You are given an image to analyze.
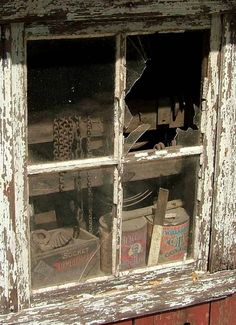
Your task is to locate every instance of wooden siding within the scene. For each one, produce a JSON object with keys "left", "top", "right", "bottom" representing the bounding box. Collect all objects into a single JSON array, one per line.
[
  {"left": 0, "top": 1, "right": 235, "bottom": 323},
  {"left": 113, "top": 294, "right": 236, "bottom": 325},
  {"left": 0, "top": 1, "right": 236, "bottom": 23}
]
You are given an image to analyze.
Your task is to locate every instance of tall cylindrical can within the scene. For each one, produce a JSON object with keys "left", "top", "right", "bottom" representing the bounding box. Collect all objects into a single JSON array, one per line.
[
  {"left": 99, "top": 215, "right": 147, "bottom": 272},
  {"left": 121, "top": 217, "right": 147, "bottom": 270},
  {"left": 147, "top": 207, "right": 189, "bottom": 263}
]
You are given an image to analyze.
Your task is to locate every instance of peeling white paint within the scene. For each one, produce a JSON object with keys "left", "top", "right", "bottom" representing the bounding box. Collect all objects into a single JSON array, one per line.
[
  {"left": 0, "top": 0, "right": 235, "bottom": 24},
  {"left": 211, "top": 14, "right": 236, "bottom": 271},
  {"left": 0, "top": 6, "right": 235, "bottom": 324},
  {"left": 196, "top": 15, "right": 222, "bottom": 271}
]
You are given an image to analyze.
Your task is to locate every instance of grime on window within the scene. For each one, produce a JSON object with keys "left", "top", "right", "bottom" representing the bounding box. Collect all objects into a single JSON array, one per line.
[{"left": 27, "top": 30, "right": 207, "bottom": 289}]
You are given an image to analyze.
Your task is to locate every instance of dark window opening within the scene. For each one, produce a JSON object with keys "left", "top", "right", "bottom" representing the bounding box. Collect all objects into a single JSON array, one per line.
[
  {"left": 27, "top": 37, "right": 115, "bottom": 164},
  {"left": 125, "top": 31, "right": 209, "bottom": 151}
]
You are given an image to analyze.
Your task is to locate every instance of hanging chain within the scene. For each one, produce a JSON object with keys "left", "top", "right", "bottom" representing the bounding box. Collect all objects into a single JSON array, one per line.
[
  {"left": 53, "top": 116, "right": 79, "bottom": 192},
  {"left": 72, "top": 116, "right": 85, "bottom": 227},
  {"left": 86, "top": 115, "right": 93, "bottom": 233},
  {"left": 53, "top": 115, "right": 94, "bottom": 233}
]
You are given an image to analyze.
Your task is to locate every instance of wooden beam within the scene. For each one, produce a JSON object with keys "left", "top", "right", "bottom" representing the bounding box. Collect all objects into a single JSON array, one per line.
[
  {"left": 25, "top": 16, "right": 210, "bottom": 40},
  {"left": 195, "top": 15, "right": 222, "bottom": 271},
  {"left": 0, "top": 23, "right": 30, "bottom": 314},
  {"left": 210, "top": 14, "right": 236, "bottom": 272},
  {"left": 1, "top": 1, "right": 236, "bottom": 24}
]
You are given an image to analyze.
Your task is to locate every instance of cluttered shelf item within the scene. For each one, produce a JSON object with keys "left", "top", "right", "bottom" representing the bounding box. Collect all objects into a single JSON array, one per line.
[
  {"left": 28, "top": 106, "right": 195, "bottom": 288},
  {"left": 30, "top": 193, "right": 190, "bottom": 289},
  {"left": 27, "top": 32, "right": 202, "bottom": 288},
  {"left": 29, "top": 149, "right": 196, "bottom": 288},
  {"left": 28, "top": 93, "right": 200, "bottom": 164},
  {"left": 31, "top": 227, "right": 100, "bottom": 288},
  {"left": 99, "top": 195, "right": 190, "bottom": 273}
]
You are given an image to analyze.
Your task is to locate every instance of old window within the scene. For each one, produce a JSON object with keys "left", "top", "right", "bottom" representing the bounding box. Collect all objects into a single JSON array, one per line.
[
  {"left": 1, "top": 5, "right": 236, "bottom": 323},
  {"left": 26, "top": 30, "right": 208, "bottom": 290}
]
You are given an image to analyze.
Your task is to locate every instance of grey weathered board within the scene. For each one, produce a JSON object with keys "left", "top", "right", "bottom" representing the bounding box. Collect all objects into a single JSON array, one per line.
[{"left": 147, "top": 188, "right": 169, "bottom": 266}]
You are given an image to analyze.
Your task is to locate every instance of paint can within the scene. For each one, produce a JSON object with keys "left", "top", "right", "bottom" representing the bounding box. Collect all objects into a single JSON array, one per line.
[
  {"left": 99, "top": 214, "right": 147, "bottom": 272},
  {"left": 147, "top": 207, "right": 189, "bottom": 263},
  {"left": 121, "top": 216, "right": 147, "bottom": 270}
]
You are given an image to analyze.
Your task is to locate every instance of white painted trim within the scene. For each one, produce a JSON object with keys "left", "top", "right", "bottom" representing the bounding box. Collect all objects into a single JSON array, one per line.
[{"left": 27, "top": 156, "right": 118, "bottom": 175}]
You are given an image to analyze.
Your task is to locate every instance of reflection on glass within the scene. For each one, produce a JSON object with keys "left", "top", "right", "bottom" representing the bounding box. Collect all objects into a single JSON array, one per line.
[
  {"left": 29, "top": 167, "right": 114, "bottom": 289},
  {"left": 121, "top": 156, "right": 198, "bottom": 271},
  {"left": 124, "top": 32, "right": 205, "bottom": 153},
  {"left": 27, "top": 38, "right": 115, "bottom": 164}
]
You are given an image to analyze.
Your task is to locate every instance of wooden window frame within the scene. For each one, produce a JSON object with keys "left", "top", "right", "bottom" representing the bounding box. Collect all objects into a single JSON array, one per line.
[{"left": 0, "top": 11, "right": 235, "bottom": 324}]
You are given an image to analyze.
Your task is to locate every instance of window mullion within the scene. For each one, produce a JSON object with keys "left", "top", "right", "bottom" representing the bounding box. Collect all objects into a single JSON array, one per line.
[
  {"left": 27, "top": 156, "right": 118, "bottom": 175},
  {"left": 112, "top": 34, "right": 126, "bottom": 275}
]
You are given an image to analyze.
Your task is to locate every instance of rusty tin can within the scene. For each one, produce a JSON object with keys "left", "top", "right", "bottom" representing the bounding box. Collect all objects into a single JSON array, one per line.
[
  {"left": 121, "top": 216, "right": 147, "bottom": 270},
  {"left": 99, "top": 215, "right": 147, "bottom": 272},
  {"left": 147, "top": 207, "right": 189, "bottom": 263}
]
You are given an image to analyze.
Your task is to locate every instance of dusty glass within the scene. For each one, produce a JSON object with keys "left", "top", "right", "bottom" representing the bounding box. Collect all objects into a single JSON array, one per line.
[
  {"left": 27, "top": 37, "right": 115, "bottom": 164},
  {"left": 29, "top": 167, "right": 114, "bottom": 289},
  {"left": 121, "top": 156, "right": 198, "bottom": 271}
]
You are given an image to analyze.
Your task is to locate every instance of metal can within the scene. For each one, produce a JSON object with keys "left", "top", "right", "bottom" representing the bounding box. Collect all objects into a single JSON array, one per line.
[
  {"left": 147, "top": 207, "right": 189, "bottom": 263},
  {"left": 121, "top": 217, "right": 147, "bottom": 270},
  {"left": 99, "top": 215, "right": 147, "bottom": 272}
]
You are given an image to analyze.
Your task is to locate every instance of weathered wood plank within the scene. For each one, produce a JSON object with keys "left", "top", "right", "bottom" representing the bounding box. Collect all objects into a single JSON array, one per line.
[
  {"left": 153, "top": 303, "right": 210, "bottom": 325},
  {"left": 112, "top": 321, "right": 133, "bottom": 325},
  {"left": 10, "top": 23, "right": 31, "bottom": 312},
  {"left": 27, "top": 157, "right": 117, "bottom": 175},
  {"left": 0, "top": 23, "right": 30, "bottom": 315},
  {"left": 0, "top": 270, "right": 235, "bottom": 324},
  {"left": 195, "top": 15, "right": 222, "bottom": 271},
  {"left": 1, "top": 1, "right": 236, "bottom": 24},
  {"left": 135, "top": 314, "right": 154, "bottom": 325},
  {"left": 210, "top": 14, "right": 236, "bottom": 272},
  {"left": 147, "top": 188, "right": 169, "bottom": 266},
  {"left": 113, "top": 34, "right": 126, "bottom": 274},
  {"left": 31, "top": 261, "right": 195, "bottom": 307},
  {"left": 25, "top": 16, "right": 211, "bottom": 39},
  {"left": 0, "top": 24, "right": 15, "bottom": 315},
  {"left": 210, "top": 294, "right": 236, "bottom": 325}
]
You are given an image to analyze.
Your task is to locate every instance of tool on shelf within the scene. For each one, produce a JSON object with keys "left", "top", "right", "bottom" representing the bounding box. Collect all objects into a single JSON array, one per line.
[{"left": 147, "top": 187, "right": 169, "bottom": 266}]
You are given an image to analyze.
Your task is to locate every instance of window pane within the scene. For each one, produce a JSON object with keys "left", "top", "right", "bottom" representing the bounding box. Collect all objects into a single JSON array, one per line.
[
  {"left": 121, "top": 156, "right": 198, "bottom": 271},
  {"left": 27, "top": 37, "right": 115, "bottom": 164},
  {"left": 29, "top": 167, "right": 114, "bottom": 289},
  {"left": 124, "top": 32, "right": 207, "bottom": 154}
]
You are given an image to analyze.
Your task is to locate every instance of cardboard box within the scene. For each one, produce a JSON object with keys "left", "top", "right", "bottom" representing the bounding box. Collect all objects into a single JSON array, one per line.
[{"left": 31, "top": 228, "right": 100, "bottom": 289}]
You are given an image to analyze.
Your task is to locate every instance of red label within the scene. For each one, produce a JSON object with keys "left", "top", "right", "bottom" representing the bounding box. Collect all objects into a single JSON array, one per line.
[
  {"left": 159, "top": 222, "right": 189, "bottom": 262},
  {"left": 121, "top": 227, "right": 147, "bottom": 270}
]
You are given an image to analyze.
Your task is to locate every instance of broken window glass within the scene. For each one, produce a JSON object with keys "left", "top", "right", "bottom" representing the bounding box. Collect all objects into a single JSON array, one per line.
[
  {"left": 124, "top": 32, "right": 207, "bottom": 154},
  {"left": 27, "top": 38, "right": 115, "bottom": 164}
]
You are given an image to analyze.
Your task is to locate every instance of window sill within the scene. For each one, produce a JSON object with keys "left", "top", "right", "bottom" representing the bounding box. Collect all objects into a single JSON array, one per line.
[{"left": 0, "top": 269, "right": 235, "bottom": 324}]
